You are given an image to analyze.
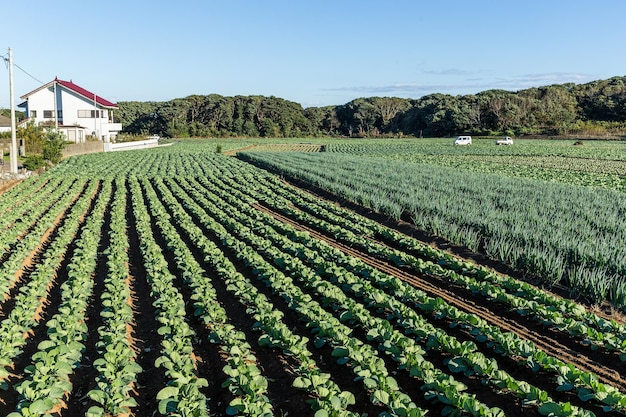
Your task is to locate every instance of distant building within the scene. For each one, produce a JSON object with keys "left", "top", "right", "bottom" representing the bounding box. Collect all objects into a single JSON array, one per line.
[
  {"left": 0, "top": 114, "right": 11, "bottom": 133},
  {"left": 18, "top": 78, "right": 122, "bottom": 143}
]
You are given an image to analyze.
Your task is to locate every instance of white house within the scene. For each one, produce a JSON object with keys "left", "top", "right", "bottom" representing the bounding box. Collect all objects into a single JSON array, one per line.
[{"left": 18, "top": 78, "right": 122, "bottom": 143}]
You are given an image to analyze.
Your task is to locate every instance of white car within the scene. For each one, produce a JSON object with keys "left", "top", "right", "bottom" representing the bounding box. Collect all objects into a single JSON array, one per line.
[
  {"left": 453, "top": 135, "right": 472, "bottom": 145},
  {"left": 496, "top": 136, "right": 513, "bottom": 145}
]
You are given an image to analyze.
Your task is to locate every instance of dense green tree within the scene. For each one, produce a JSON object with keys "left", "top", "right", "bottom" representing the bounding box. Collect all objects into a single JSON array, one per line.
[
  {"left": 113, "top": 101, "right": 160, "bottom": 135},
  {"left": 575, "top": 77, "right": 626, "bottom": 122},
  {"left": 304, "top": 106, "right": 341, "bottom": 136},
  {"left": 115, "top": 76, "right": 626, "bottom": 138}
]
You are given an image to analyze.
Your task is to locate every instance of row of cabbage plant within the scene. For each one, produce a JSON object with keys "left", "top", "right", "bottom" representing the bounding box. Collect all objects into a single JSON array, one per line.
[
  {"left": 0, "top": 174, "right": 55, "bottom": 214},
  {"left": 140, "top": 176, "right": 275, "bottom": 416},
  {"left": 0, "top": 179, "right": 97, "bottom": 395},
  {"left": 163, "top": 176, "right": 427, "bottom": 416},
  {"left": 182, "top": 173, "right": 602, "bottom": 417},
  {"left": 9, "top": 179, "right": 110, "bottom": 416},
  {"left": 128, "top": 177, "right": 210, "bottom": 417},
  {"left": 0, "top": 179, "right": 84, "bottom": 300},
  {"left": 86, "top": 177, "right": 143, "bottom": 417},
  {"left": 0, "top": 176, "right": 65, "bottom": 236},
  {"left": 151, "top": 176, "right": 359, "bottom": 417}
]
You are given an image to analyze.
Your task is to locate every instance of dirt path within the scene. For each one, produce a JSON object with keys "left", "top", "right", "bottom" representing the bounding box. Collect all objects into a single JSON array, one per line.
[
  {"left": 223, "top": 145, "right": 257, "bottom": 156},
  {"left": 254, "top": 203, "right": 626, "bottom": 394}
]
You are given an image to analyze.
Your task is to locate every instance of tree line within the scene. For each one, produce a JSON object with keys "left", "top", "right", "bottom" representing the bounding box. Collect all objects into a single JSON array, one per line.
[{"left": 114, "top": 76, "right": 626, "bottom": 138}]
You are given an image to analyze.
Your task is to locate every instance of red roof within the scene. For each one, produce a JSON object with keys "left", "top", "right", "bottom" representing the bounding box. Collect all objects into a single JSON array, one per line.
[{"left": 20, "top": 77, "right": 118, "bottom": 109}]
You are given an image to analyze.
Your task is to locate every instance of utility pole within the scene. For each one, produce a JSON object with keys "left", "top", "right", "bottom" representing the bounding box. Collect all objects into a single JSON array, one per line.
[
  {"left": 93, "top": 92, "right": 98, "bottom": 139},
  {"left": 8, "top": 47, "right": 18, "bottom": 174},
  {"left": 53, "top": 78, "right": 58, "bottom": 130}
]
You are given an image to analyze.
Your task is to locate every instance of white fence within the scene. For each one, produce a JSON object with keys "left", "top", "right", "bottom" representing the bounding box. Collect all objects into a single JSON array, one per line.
[{"left": 104, "top": 138, "right": 160, "bottom": 152}]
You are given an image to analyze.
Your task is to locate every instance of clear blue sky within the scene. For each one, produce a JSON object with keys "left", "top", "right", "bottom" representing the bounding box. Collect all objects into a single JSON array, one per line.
[{"left": 1, "top": 0, "right": 624, "bottom": 109}]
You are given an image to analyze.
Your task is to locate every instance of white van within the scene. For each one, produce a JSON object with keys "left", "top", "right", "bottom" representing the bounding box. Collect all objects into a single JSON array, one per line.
[
  {"left": 453, "top": 135, "right": 472, "bottom": 145},
  {"left": 496, "top": 136, "right": 513, "bottom": 145}
]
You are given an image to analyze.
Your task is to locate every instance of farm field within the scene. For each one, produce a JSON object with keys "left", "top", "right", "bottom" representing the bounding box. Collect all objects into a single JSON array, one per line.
[
  {"left": 0, "top": 140, "right": 625, "bottom": 417},
  {"left": 239, "top": 138, "right": 626, "bottom": 311},
  {"left": 324, "top": 139, "right": 626, "bottom": 191}
]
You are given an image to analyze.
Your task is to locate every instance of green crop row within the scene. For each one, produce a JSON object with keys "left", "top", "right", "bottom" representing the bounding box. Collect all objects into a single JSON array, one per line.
[
  {"left": 0, "top": 180, "right": 97, "bottom": 395},
  {"left": 0, "top": 179, "right": 83, "bottom": 300},
  {"left": 151, "top": 176, "right": 359, "bottom": 417},
  {"left": 0, "top": 176, "right": 65, "bottom": 235},
  {"left": 165, "top": 176, "right": 429, "bottom": 417},
  {"left": 129, "top": 177, "right": 210, "bottom": 417},
  {"left": 87, "top": 177, "right": 143, "bottom": 417},
  {"left": 140, "top": 177, "right": 274, "bottom": 417},
  {"left": 9, "top": 180, "right": 110, "bottom": 416},
  {"left": 184, "top": 169, "right": 612, "bottom": 416},
  {"left": 238, "top": 151, "right": 626, "bottom": 310}
]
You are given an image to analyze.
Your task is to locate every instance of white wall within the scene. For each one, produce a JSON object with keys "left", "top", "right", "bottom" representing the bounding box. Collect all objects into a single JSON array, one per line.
[
  {"left": 25, "top": 87, "right": 55, "bottom": 125},
  {"left": 59, "top": 88, "right": 110, "bottom": 133},
  {"left": 104, "top": 138, "right": 159, "bottom": 152}
]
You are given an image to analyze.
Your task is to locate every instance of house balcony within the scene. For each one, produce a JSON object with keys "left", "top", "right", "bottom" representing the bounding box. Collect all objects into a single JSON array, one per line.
[{"left": 103, "top": 122, "right": 123, "bottom": 132}]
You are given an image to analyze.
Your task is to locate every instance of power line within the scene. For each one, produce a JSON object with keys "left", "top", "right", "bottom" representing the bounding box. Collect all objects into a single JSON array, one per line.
[
  {"left": 12, "top": 62, "right": 45, "bottom": 85},
  {"left": 2, "top": 52, "right": 45, "bottom": 85}
]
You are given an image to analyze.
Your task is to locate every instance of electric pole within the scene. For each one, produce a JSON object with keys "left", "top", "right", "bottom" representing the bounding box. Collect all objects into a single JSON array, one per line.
[{"left": 8, "top": 48, "right": 18, "bottom": 174}]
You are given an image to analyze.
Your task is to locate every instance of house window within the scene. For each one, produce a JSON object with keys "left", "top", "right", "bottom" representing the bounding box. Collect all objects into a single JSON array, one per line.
[
  {"left": 30, "top": 110, "right": 37, "bottom": 118},
  {"left": 78, "top": 109, "right": 102, "bottom": 118},
  {"left": 43, "top": 110, "right": 62, "bottom": 119}
]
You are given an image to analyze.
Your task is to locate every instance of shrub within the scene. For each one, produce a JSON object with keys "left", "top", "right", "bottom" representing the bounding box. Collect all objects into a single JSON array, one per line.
[
  {"left": 22, "top": 154, "right": 46, "bottom": 171},
  {"left": 43, "top": 130, "right": 67, "bottom": 163}
]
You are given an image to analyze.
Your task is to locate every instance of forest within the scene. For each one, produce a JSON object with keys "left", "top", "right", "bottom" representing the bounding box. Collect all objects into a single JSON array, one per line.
[{"left": 113, "top": 76, "right": 626, "bottom": 139}]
